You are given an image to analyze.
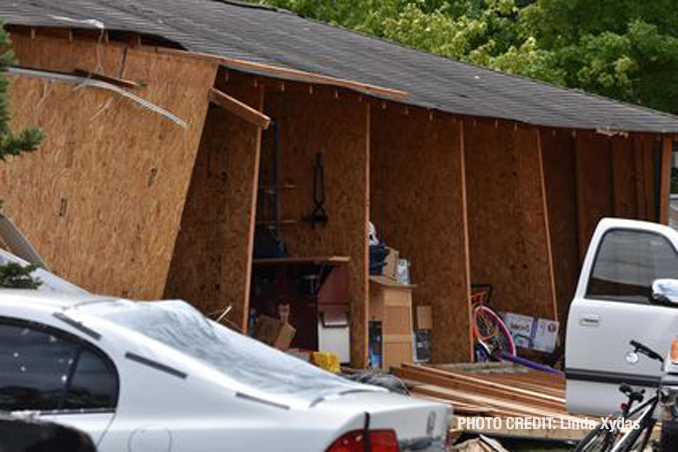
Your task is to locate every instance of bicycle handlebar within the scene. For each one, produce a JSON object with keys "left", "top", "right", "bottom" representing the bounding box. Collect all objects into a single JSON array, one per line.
[
  {"left": 630, "top": 340, "right": 664, "bottom": 364},
  {"left": 619, "top": 383, "right": 645, "bottom": 403}
]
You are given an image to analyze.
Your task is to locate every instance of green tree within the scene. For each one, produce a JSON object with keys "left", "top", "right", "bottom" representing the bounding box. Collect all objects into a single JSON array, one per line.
[
  {"left": 0, "top": 23, "right": 43, "bottom": 288},
  {"left": 257, "top": 0, "right": 678, "bottom": 114},
  {"left": 0, "top": 262, "right": 41, "bottom": 289},
  {"left": 0, "top": 24, "right": 43, "bottom": 160}
]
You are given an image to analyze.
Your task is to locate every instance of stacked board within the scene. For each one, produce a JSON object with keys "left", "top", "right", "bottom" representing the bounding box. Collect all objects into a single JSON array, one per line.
[{"left": 392, "top": 362, "right": 596, "bottom": 441}]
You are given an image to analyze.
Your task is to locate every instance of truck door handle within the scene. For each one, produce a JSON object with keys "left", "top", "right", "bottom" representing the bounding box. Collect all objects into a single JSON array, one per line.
[{"left": 580, "top": 314, "right": 600, "bottom": 327}]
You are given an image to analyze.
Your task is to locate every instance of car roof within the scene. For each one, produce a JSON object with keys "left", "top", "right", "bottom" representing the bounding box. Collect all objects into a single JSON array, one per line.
[{"left": 0, "top": 289, "right": 117, "bottom": 311}]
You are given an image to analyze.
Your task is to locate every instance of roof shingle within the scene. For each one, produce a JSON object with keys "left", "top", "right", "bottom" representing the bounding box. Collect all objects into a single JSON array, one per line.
[{"left": 2, "top": 0, "right": 678, "bottom": 132}]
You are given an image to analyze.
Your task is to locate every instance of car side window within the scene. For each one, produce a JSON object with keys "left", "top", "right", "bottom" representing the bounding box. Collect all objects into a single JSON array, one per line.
[
  {"left": 0, "top": 320, "right": 118, "bottom": 412},
  {"left": 64, "top": 348, "right": 118, "bottom": 410},
  {"left": 587, "top": 229, "right": 678, "bottom": 304}
]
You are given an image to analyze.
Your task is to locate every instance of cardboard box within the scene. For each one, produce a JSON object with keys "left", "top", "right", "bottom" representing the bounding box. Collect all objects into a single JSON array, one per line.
[
  {"left": 502, "top": 312, "right": 559, "bottom": 353},
  {"left": 369, "top": 277, "right": 415, "bottom": 369},
  {"left": 382, "top": 247, "right": 399, "bottom": 281},
  {"left": 254, "top": 314, "right": 296, "bottom": 350},
  {"left": 416, "top": 305, "right": 432, "bottom": 330}
]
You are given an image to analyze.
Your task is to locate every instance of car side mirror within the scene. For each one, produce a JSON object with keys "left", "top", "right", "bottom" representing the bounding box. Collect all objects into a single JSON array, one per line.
[{"left": 651, "top": 279, "right": 678, "bottom": 305}]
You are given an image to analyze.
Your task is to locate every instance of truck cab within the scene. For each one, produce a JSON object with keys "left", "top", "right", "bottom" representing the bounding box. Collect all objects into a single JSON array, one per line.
[{"left": 566, "top": 218, "right": 678, "bottom": 416}]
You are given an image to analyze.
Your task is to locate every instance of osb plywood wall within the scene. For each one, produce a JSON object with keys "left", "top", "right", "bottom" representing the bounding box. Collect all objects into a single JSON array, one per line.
[
  {"left": 574, "top": 134, "right": 660, "bottom": 259},
  {"left": 1, "top": 33, "right": 217, "bottom": 298},
  {"left": 265, "top": 91, "right": 369, "bottom": 367},
  {"left": 164, "top": 70, "right": 263, "bottom": 328},
  {"left": 370, "top": 107, "right": 471, "bottom": 363},
  {"left": 540, "top": 130, "right": 579, "bottom": 323},
  {"left": 542, "top": 131, "right": 663, "bottom": 323},
  {"left": 465, "top": 122, "right": 557, "bottom": 321}
]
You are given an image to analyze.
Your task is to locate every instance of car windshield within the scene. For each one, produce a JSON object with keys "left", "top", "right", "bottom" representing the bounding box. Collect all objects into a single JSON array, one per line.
[{"left": 80, "top": 300, "right": 377, "bottom": 408}]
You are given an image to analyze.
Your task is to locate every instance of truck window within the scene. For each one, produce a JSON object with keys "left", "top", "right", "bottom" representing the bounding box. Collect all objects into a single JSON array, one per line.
[{"left": 587, "top": 229, "right": 678, "bottom": 303}]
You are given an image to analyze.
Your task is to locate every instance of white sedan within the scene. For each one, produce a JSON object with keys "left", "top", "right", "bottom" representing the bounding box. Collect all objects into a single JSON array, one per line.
[{"left": 0, "top": 286, "right": 451, "bottom": 452}]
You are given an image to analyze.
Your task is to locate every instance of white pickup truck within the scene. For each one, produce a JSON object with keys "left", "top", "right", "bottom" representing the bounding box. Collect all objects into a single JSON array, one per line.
[{"left": 566, "top": 218, "right": 678, "bottom": 416}]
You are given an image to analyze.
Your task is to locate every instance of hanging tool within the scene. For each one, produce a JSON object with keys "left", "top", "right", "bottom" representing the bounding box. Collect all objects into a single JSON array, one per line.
[{"left": 303, "top": 153, "right": 329, "bottom": 228}]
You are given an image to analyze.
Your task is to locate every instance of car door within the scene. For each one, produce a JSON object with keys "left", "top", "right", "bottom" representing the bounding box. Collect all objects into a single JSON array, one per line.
[
  {"left": 566, "top": 218, "right": 678, "bottom": 416},
  {"left": 0, "top": 318, "right": 119, "bottom": 444}
]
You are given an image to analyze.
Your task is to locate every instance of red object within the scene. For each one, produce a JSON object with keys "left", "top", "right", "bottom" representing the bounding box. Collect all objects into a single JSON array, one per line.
[{"left": 326, "top": 429, "right": 399, "bottom": 452}]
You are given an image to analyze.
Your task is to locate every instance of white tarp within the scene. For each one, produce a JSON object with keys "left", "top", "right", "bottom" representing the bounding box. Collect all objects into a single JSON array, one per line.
[{"left": 84, "top": 300, "right": 381, "bottom": 408}]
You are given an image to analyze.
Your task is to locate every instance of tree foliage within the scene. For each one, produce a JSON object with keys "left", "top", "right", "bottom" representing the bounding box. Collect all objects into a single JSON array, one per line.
[
  {"left": 0, "top": 262, "right": 41, "bottom": 289},
  {"left": 257, "top": 0, "right": 678, "bottom": 114},
  {"left": 0, "top": 23, "right": 43, "bottom": 289},
  {"left": 0, "top": 24, "right": 43, "bottom": 161}
]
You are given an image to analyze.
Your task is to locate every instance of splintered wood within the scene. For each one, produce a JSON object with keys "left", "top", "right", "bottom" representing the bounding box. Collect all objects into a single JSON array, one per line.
[{"left": 394, "top": 362, "right": 593, "bottom": 441}]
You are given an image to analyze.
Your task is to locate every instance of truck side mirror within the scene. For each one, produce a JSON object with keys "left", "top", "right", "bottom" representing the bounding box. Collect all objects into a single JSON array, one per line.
[{"left": 651, "top": 279, "right": 678, "bottom": 305}]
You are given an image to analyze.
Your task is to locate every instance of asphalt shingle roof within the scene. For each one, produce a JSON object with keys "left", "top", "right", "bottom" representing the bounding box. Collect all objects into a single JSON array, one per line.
[{"left": 2, "top": 0, "right": 678, "bottom": 133}]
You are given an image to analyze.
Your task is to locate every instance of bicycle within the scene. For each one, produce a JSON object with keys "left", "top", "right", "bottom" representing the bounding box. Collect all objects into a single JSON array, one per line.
[
  {"left": 575, "top": 340, "right": 666, "bottom": 452},
  {"left": 470, "top": 284, "right": 516, "bottom": 362}
]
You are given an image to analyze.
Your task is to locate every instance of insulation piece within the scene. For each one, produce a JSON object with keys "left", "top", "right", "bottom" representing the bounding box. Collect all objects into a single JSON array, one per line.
[{"left": 6, "top": 66, "right": 187, "bottom": 128}]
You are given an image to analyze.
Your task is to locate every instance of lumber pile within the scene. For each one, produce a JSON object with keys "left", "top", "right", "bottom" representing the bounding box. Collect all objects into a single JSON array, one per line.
[{"left": 393, "top": 362, "right": 593, "bottom": 441}]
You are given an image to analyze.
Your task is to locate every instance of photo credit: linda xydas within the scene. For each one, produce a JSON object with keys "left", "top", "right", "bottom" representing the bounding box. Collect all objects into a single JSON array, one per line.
[{"left": 457, "top": 417, "right": 639, "bottom": 431}]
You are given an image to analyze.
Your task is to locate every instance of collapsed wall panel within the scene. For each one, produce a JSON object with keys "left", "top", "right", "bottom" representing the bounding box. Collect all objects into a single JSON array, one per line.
[
  {"left": 465, "top": 122, "right": 557, "bottom": 321},
  {"left": 1, "top": 34, "right": 217, "bottom": 298},
  {"left": 164, "top": 72, "right": 263, "bottom": 328},
  {"left": 370, "top": 107, "right": 471, "bottom": 363},
  {"left": 264, "top": 91, "right": 370, "bottom": 366}
]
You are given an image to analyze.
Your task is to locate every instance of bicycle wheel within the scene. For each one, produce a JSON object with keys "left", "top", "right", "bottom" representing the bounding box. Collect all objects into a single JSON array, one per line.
[
  {"left": 575, "top": 424, "right": 618, "bottom": 452},
  {"left": 472, "top": 305, "right": 516, "bottom": 357}
]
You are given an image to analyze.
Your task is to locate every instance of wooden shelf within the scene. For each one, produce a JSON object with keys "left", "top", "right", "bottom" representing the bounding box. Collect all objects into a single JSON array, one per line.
[
  {"left": 258, "top": 183, "right": 296, "bottom": 193},
  {"left": 253, "top": 256, "right": 350, "bottom": 266},
  {"left": 255, "top": 219, "right": 298, "bottom": 228}
]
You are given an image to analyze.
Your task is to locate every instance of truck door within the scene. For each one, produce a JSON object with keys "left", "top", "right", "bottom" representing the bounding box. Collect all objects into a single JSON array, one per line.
[{"left": 566, "top": 218, "right": 678, "bottom": 416}]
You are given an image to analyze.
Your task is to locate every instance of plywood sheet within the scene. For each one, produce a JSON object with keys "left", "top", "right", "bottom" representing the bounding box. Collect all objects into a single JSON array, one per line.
[
  {"left": 371, "top": 107, "right": 471, "bottom": 362},
  {"left": 540, "top": 131, "right": 579, "bottom": 324},
  {"left": 574, "top": 134, "right": 614, "bottom": 258},
  {"left": 264, "top": 91, "right": 369, "bottom": 367},
  {"left": 164, "top": 70, "right": 263, "bottom": 328},
  {"left": 611, "top": 137, "right": 638, "bottom": 219},
  {"left": 465, "top": 122, "right": 556, "bottom": 321},
  {"left": 1, "top": 34, "right": 217, "bottom": 298}
]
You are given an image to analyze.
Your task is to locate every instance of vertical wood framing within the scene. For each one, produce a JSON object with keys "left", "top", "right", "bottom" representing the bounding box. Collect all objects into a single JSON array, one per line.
[
  {"left": 535, "top": 129, "right": 559, "bottom": 322},
  {"left": 660, "top": 136, "right": 672, "bottom": 225},
  {"left": 238, "top": 84, "right": 267, "bottom": 331},
  {"left": 459, "top": 120, "right": 474, "bottom": 361},
  {"left": 362, "top": 102, "right": 371, "bottom": 367}
]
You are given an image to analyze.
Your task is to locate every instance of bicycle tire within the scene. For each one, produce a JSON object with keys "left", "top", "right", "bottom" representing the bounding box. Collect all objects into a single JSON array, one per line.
[{"left": 472, "top": 305, "right": 516, "bottom": 357}]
